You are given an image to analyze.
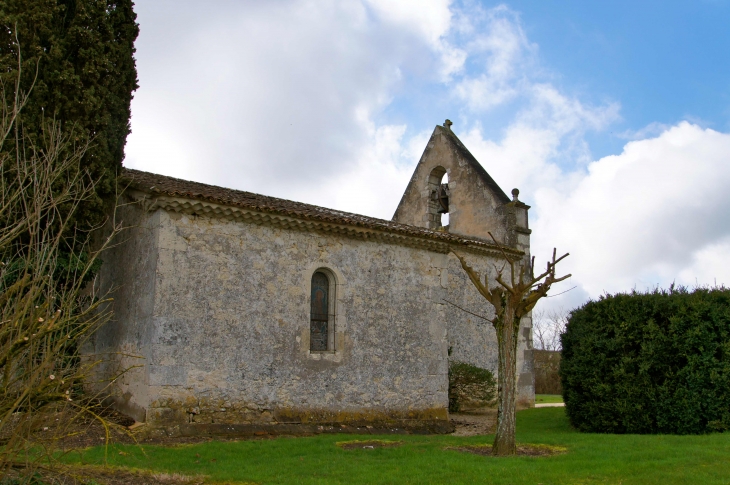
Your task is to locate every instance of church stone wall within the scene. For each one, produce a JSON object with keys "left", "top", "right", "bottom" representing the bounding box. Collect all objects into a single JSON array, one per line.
[
  {"left": 95, "top": 201, "right": 533, "bottom": 433},
  {"left": 156, "top": 208, "right": 467, "bottom": 430},
  {"left": 147, "top": 208, "right": 453, "bottom": 428},
  {"left": 102, "top": 207, "right": 470, "bottom": 430},
  {"left": 91, "top": 200, "right": 160, "bottom": 423}
]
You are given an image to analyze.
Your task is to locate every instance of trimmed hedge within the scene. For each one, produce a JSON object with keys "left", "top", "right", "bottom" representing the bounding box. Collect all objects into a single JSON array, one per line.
[
  {"left": 560, "top": 287, "right": 730, "bottom": 434},
  {"left": 448, "top": 361, "right": 496, "bottom": 412}
]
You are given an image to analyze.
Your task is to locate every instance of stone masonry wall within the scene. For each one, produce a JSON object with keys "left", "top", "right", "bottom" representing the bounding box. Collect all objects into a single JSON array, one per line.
[
  {"left": 393, "top": 125, "right": 511, "bottom": 243},
  {"left": 95, "top": 201, "right": 533, "bottom": 430},
  {"left": 91, "top": 201, "right": 160, "bottom": 422}
]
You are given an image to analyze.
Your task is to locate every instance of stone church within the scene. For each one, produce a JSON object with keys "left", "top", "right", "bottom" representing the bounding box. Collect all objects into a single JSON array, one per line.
[{"left": 92, "top": 121, "right": 534, "bottom": 435}]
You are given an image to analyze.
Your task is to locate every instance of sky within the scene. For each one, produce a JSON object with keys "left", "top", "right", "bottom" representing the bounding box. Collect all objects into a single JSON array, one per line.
[{"left": 125, "top": 0, "right": 730, "bottom": 313}]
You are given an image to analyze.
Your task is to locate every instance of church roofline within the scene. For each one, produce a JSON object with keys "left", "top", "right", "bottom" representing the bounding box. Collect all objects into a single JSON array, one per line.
[
  {"left": 435, "top": 124, "right": 511, "bottom": 204},
  {"left": 122, "top": 168, "right": 522, "bottom": 257}
]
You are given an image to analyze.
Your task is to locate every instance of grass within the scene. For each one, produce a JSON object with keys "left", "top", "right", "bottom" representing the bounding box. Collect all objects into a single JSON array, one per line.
[
  {"left": 65, "top": 408, "right": 730, "bottom": 484},
  {"left": 536, "top": 394, "right": 564, "bottom": 404}
]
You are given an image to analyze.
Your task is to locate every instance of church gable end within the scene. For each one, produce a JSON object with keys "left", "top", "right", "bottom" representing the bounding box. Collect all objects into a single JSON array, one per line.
[{"left": 392, "top": 121, "right": 518, "bottom": 244}]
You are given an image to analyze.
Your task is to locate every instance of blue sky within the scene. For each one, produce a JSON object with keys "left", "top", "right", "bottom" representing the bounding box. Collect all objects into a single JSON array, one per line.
[
  {"left": 376, "top": 0, "right": 730, "bottom": 163},
  {"left": 512, "top": 1, "right": 730, "bottom": 111},
  {"left": 126, "top": 0, "right": 730, "bottom": 312},
  {"left": 490, "top": 0, "right": 730, "bottom": 154}
]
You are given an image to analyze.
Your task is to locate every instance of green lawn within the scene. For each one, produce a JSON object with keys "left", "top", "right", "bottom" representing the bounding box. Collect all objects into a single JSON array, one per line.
[
  {"left": 535, "top": 394, "right": 564, "bottom": 404},
  {"left": 68, "top": 408, "right": 730, "bottom": 484}
]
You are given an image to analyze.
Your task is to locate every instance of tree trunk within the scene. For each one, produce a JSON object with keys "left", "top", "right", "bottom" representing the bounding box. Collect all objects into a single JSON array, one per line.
[
  {"left": 492, "top": 307, "right": 520, "bottom": 456},
  {"left": 450, "top": 247, "right": 570, "bottom": 457}
]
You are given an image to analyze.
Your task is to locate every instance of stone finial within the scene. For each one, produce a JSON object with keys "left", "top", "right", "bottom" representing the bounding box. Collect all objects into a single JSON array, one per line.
[
  {"left": 444, "top": 119, "right": 453, "bottom": 130},
  {"left": 512, "top": 188, "right": 520, "bottom": 202}
]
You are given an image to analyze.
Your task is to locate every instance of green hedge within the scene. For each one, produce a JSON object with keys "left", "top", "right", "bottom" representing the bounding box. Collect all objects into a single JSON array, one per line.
[
  {"left": 448, "top": 361, "right": 496, "bottom": 412},
  {"left": 560, "top": 286, "right": 730, "bottom": 434}
]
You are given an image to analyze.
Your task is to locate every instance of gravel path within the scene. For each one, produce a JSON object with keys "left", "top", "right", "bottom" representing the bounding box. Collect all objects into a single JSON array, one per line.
[{"left": 450, "top": 410, "right": 497, "bottom": 436}]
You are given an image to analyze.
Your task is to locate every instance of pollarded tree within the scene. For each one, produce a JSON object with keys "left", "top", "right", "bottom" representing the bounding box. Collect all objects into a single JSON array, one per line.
[{"left": 452, "top": 238, "right": 569, "bottom": 456}]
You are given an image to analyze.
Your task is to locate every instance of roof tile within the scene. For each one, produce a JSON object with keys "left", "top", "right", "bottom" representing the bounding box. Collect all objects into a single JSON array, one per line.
[{"left": 122, "top": 168, "right": 515, "bottom": 253}]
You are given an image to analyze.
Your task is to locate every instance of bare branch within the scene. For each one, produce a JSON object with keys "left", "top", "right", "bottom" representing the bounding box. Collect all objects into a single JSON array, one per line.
[
  {"left": 487, "top": 231, "right": 515, "bottom": 264},
  {"left": 495, "top": 273, "right": 514, "bottom": 293},
  {"left": 492, "top": 261, "right": 507, "bottom": 276},
  {"left": 442, "top": 299, "right": 494, "bottom": 324},
  {"left": 545, "top": 285, "right": 577, "bottom": 298},
  {"left": 451, "top": 251, "right": 493, "bottom": 301},
  {"left": 0, "top": 46, "right": 134, "bottom": 476},
  {"left": 530, "top": 255, "right": 535, "bottom": 279},
  {"left": 487, "top": 231, "right": 519, "bottom": 288},
  {"left": 532, "top": 307, "right": 569, "bottom": 350},
  {"left": 530, "top": 252, "right": 570, "bottom": 284},
  {"left": 552, "top": 252, "right": 569, "bottom": 267},
  {"left": 550, "top": 273, "right": 572, "bottom": 284}
]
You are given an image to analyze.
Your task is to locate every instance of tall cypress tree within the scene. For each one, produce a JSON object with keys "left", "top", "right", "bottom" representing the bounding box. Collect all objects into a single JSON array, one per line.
[{"left": 0, "top": 0, "right": 139, "bottom": 227}]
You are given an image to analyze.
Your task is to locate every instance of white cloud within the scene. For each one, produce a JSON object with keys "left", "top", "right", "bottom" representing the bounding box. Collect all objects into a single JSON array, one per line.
[
  {"left": 126, "top": 1, "right": 730, "bottom": 313},
  {"left": 458, "top": 84, "right": 620, "bottom": 198},
  {"left": 126, "top": 0, "right": 451, "bottom": 200},
  {"left": 362, "top": 0, "right": 469, "bottom": 80},
  {"left": 533, "top": 122, "right": 730, "bottom": 307},
  {"left": 678, "top": 236, "right": 730, "bottom": 289},
  {"left": 327, "top": 124, "right": 417, "bottom": 218},
  {"left": 461, "top": 119, "right": 730, "bottom": 313},
  {"left": 617, "top": 121, "right": 671, "bottom": 141},
  {"left": 363, "top": 0, "right": 452, "bottom": 47},
  {"left": 446, "top": 4, "right": 539, "bottom": 110}
]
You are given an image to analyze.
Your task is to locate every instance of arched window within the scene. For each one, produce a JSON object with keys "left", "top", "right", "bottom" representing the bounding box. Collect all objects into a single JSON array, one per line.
[
  {"left": 310, "top": 271, "right": 330, "bottom": 351},
  {"left": 427, "top": 166, "right": 449, "bottom": 230}
]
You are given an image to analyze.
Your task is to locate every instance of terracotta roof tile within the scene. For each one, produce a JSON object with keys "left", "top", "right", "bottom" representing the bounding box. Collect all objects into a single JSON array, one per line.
[{"left": 122, "top": 168, "right": 516, "bottom": 253}]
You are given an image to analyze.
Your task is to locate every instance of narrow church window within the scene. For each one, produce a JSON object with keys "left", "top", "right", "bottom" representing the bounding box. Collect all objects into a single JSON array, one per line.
[{"left": 310, "top": 271, "right": 330, "bottom": 351}]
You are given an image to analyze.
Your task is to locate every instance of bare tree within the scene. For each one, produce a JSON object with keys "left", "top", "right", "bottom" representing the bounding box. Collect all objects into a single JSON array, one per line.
[
  {"left": 532, "top": 307, "right": 569, "bottom": 351},
  {"left": 451, "top": 236, "right": 570, "bottom": 456}
]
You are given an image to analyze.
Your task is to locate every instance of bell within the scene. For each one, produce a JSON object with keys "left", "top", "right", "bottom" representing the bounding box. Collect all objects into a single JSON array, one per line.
[{"left": 437, "top": 183, "right": 449, "bottom": 214}]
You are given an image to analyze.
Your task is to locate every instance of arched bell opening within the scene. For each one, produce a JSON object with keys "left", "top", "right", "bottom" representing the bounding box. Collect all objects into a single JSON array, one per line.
[{"left": 427, "top": 166, "right": 450, "bottom": 231}]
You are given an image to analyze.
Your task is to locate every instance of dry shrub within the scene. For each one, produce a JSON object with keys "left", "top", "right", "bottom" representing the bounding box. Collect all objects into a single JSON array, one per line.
[{"left": 0, "top": 48, "right": 124, "bottom": 479}]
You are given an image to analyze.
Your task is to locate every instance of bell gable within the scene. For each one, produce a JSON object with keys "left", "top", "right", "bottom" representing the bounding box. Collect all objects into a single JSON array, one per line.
[{"left": 393, "top": 121, "right": 527, "bottom": 246}]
